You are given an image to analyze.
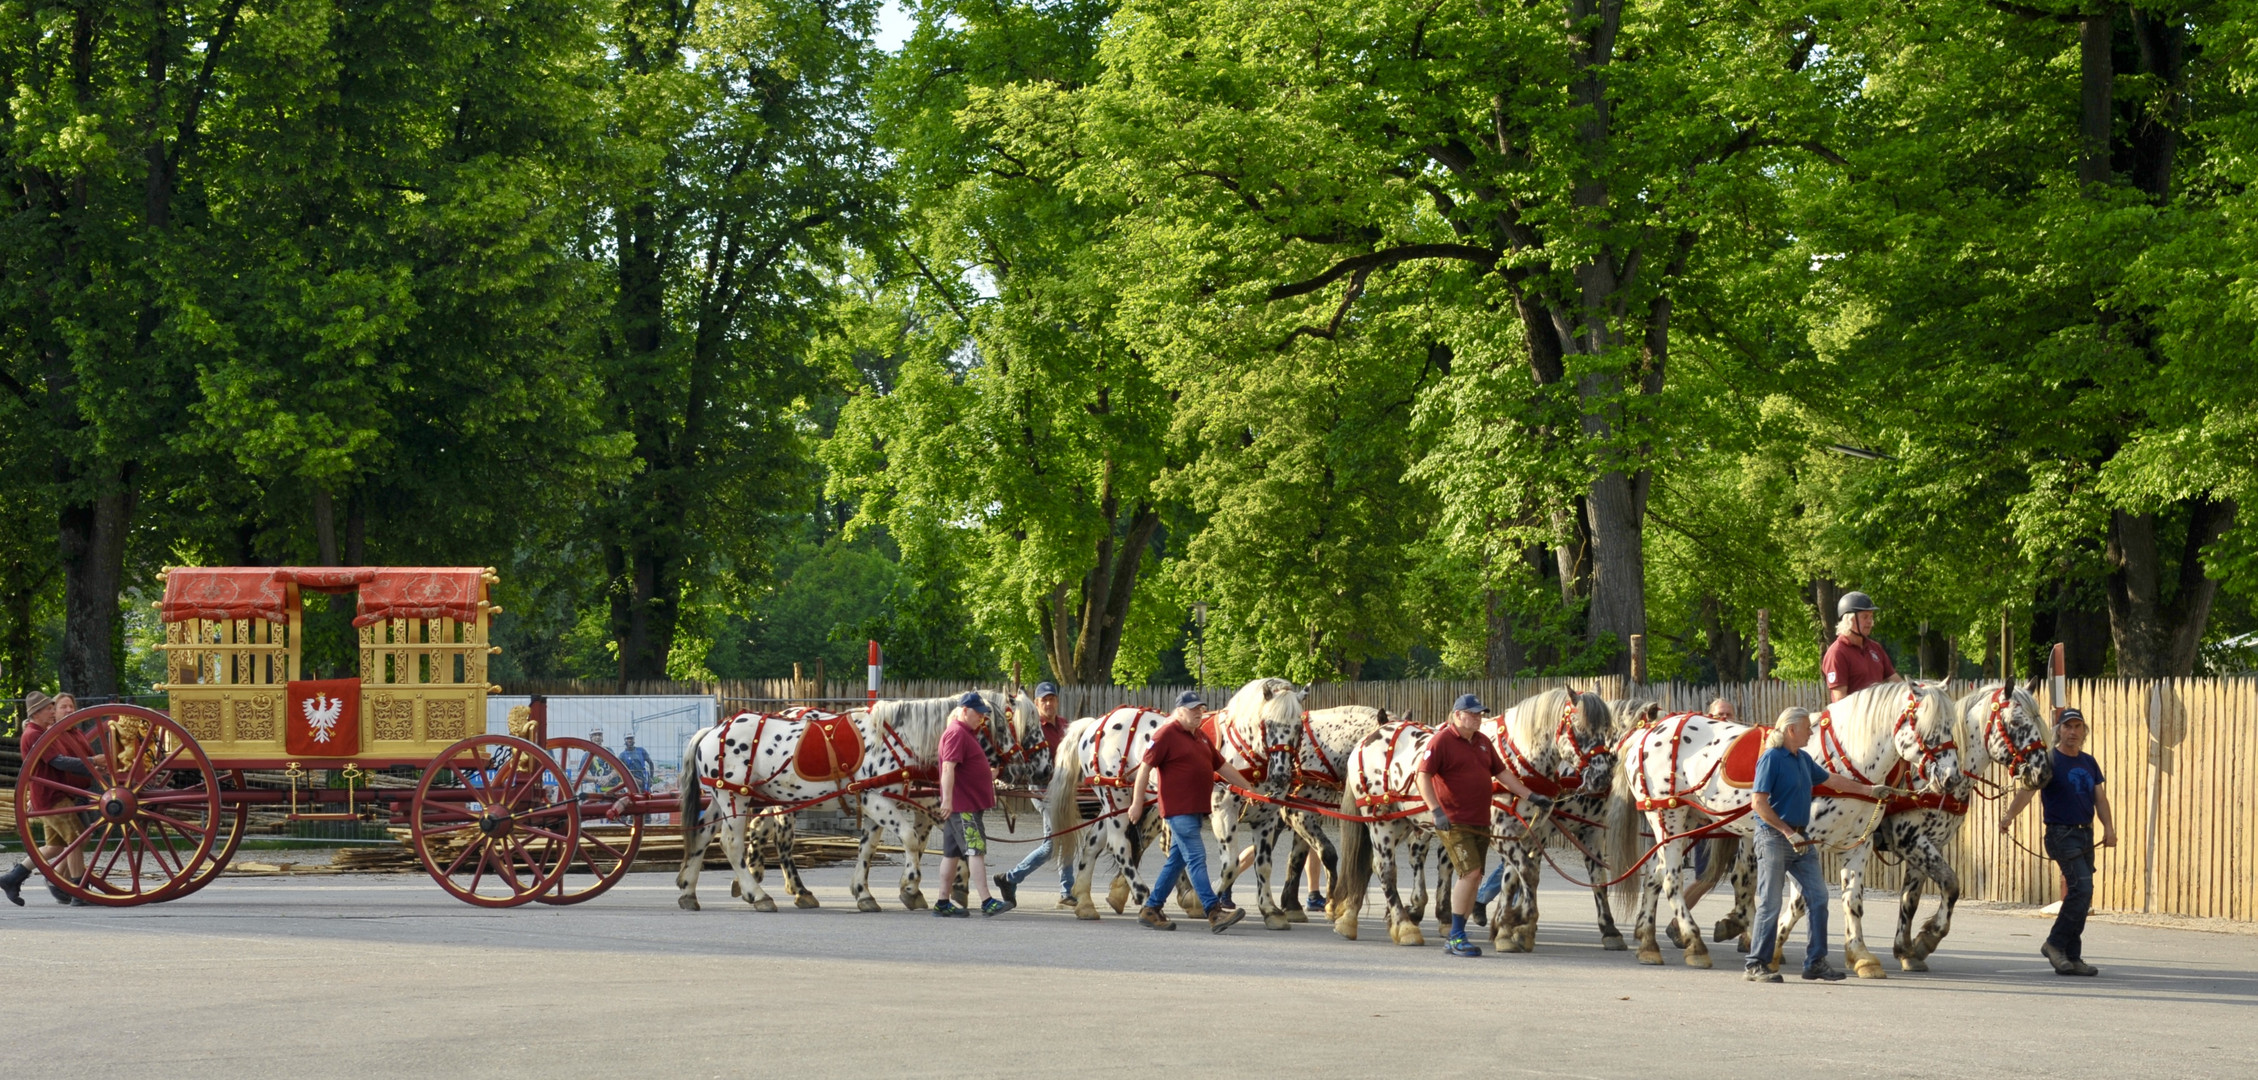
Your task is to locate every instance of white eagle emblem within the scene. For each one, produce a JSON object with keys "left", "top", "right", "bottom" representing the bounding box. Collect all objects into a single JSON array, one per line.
[{"left": 302, "top": 693, "right": 345, "bottom": 744}]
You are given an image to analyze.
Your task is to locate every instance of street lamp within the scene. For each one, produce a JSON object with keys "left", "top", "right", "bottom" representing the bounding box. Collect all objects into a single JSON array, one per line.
[{"left": 1192, "top": 601, "right": 1208, "bottom": 688}]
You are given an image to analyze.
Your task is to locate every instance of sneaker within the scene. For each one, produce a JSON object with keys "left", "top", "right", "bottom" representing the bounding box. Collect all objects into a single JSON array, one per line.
[
  {"left": 932, "top": 899, "right": 969, "bottom": 918},
  {"left": 1055, "top": 895, "right": 1077, "bottom": 910},
  {"left": 1208, "top": 905, "right": 1246, "bottom": 934},
  {"left": 1306, "top": 890, "right": 1326, "bottom": 912},
  {"left": 993, "top": 874, "right": 1017, "bottom": 906},
  {"left": 2040, "top": 943, "right": 2076, "bottom": 975},
  {"left": 1445, "top": 935, "right": 1482, "bottom": 958},
  {"left": 981, "top": 897, "right": 1013, "bottom": 917},
  {"left": 1139, "top": 907, "right": 1176, "bottom": 931},
  {"left": 1802, "top": 961, "right": 1846, "bottom": 982},
  {"left": 1745, "top": 968, "right": 1783, "bottom": 983}
]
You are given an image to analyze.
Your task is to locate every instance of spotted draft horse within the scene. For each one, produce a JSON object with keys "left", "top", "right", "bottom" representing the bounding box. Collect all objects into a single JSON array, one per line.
[
  {"left": 1324, "top": 715, "right": 1447, "bottom": 944},
  {"left": 1483, "top": 690, "right": 1619, "bottom": 954},
  {"left": 1260, "top": 704, "right": 1390, "bottom": 924},
  {"left": 674, "top": 691, "right": 1046, "bottom": 912},
  {"left": 1045, "top": 706, "right": 1172, "bottom": 920},
  {"left": 1200, "top": 678, "right": 1310, "bottom": 929},
  {"left": 1606, "top": 682, "right": 1967, "bottom": 977}
]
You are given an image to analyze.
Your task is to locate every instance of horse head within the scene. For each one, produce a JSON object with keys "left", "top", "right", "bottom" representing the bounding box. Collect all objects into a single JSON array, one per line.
[
  {"left": 1224, "top": 677, "right": 1304, "bottom": 788},
  {"left": 975, "top": 689, "right": 1054, "bottom": 791},
  {"left": 1891, "top": 684, "right": 1969, "bottom": 799},
  {"left": 1971, "top": 681, "right": 2053, "bottom": 791},
  {"left": 1564, "top": 691, "right": 1618, "bottom": 796}
]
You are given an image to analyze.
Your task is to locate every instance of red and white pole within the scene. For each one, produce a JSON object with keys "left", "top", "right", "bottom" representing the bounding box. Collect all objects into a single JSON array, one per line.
[{"left": 867, "top": 640, "right": 882, "bottom": 706}]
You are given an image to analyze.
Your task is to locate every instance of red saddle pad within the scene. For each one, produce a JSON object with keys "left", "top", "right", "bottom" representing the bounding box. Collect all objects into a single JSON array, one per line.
[
  {"left": 793, "top": 714, "right": 865, "bottom": 783},
  {"left": 1719, "top": 726, "right": 1771, "bottom": 789}
]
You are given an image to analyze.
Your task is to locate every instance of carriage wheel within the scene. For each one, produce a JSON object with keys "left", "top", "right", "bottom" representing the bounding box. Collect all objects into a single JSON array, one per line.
[
  {"left": 410, "top": 735, "right": 580, "bottom": 908},
  {"left": 12, "top": 704, "right": 221, "bottom": 906},
  {"left": 164, "top": 770, "right": 250, "bottom": 900},
  {"left": 530, "top": 737, "right": 646, "bottom": 906}
]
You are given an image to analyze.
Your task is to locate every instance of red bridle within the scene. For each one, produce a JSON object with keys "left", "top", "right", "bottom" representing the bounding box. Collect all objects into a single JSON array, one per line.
[{"left": 1982, "top": 688, "right": 2048, "bottom": 776}]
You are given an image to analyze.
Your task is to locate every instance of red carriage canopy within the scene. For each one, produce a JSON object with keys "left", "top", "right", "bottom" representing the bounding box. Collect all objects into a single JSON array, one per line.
[{"left": 162, "top": 566, "right": 487, "bottom": 626}]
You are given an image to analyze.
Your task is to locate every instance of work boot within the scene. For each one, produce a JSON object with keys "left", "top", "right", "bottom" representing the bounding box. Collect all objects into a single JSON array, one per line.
[
  {"left": 1208, "top": 905, "right": 1246, "bottom": 934},
  {"left": 48, "top": 882, "right": 74, "bottom": 905},
  {"left": 993, "top": 874, "right": 1017, "bottom": 906},
  {"left": 0, "top": 861, "right": 29, "bottom": 907},
  {"left": 1139, "top": 907, "right": 1176, "bottom": 931},
  {"left": 2040, "top": 943, "right": 2077, "bottom": 975},
  {"left": 2069, "top": 959, "right": 2099, "bottom": 976},
  {"left": 1055, "top": 895, "right": 1076, "bottom": 909}
]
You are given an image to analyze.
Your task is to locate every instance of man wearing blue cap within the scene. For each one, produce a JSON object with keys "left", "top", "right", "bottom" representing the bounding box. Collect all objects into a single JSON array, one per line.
[
  {"left": 1417, "top": 693, "right": 1548, "bottom": 957},
  {"left": 935, "top": 692, "right": 1010, "bottom": 917},
  {"left": 1127, "top": 690, "right": 1259, "bottom": 932},
  {"left": 996, "top": 681, "right": 1076, "bottom": 907}
]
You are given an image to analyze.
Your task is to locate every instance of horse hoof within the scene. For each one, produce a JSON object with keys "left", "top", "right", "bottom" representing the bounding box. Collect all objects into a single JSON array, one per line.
[
  {"left": 1515, "top": 928, "right": 1537, "bottom": 953},
  {"left": 1737, "top": 933, "right": 1751, "bottom": 954},
  {"left": 1665, "top": 924, "right": 1687, "bottom": 949},
  {"left": 1396, "top": 926, "right": 1426, "bottom": 947},
  {"left": 1684, "top": 950, "right": 1713, "bottom": 970},
  {"left": 1602, "top": 935, "right": 1627, "bottom": 952},
  {"left": 752, "top": 896, "right": 778, "bottom": 912},
  {"left": 1712, "top": 917, "right": 1744, "bottom": 941},
  {"left": 1500, "top": 934, "right": 1531, "bottom": 954},
  {"left": 1900, "top": 954, "right": 1929, "bottom": 973},
  {"left": 677, "top": 895, "right": 700, "bottom": 912},
  {"left": 856, "top": 896, "right": 882, "bottom": 913},
  {"left": 1107, "top": 879, "right": 1131, "bottom": 914},
  {"left": 1854, "top": 958, "right": 1887, "bottom": 980},
  {"left": 903, "top": 892, "right": 928, "bottom": 911},
  {"left": 1283, "top": 908, "right": 1308, "bottom": 924},
  {"left": 793, "top": 891, "right": 820, "bottom": 909},
  {"left": 730, "top": 881, "right": 742, "bottom": 898},
  {"left": 1179, "top": 897, "right": 1207, "bottom": 919},
  {"left": 1914, "top": 930, "right": 1944, "bottom": 957},
  {"left": 1263, "top": 911, "right": 1292, "bottom": 931},
  {"left": 1334, "top": 914, "right": 1359, "bottom": 940},
  {"left": 1636, "top": 947, "right": 1664, "bottom": 966}
]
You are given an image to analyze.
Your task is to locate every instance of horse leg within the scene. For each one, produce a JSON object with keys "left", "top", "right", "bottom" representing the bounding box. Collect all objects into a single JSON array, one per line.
[
  {"left": 1379, "top": 828, "right": 1423, "bottom": 946},
  {"left": 1252, "top": 813, "right": 1291, "bottom": 930},
  {"left": 1894, "top": 867, "right": 1929, "bottom": 971},
  {"left": 1910, "top": 838, "right": 1961, "bottom": 963},
  {"left": 1660, "top": 838, "right": 1711, "bottom": 968},
  {"left": 1839, "top": 847, "right": 1885, "bottom": 979},
  {"left": 1403, "top": 833, "right": 1431, "bottom": 929},
  {"left": 1589, "top": 838, "right": 1627, "bottom": 951},
  {"left": 1511, "top": 837, "right": 1543, "bottom": 953},
  {"left": 771, "top": 814, "right": 818, "bottom": 908},
  {"left": 1279, "top": 818, "right": 1310, "bottom": 922},
  {"left": 1490, "top": 834, "right": 1524, "bottom": 953},
  {"left": 1633, "top": 862, "right": 1665, "bottom": 965},
  {"left": 1071, "top": 819, "right": 1103, "bottom": 921},
  {"left": 849, "top": 819, "right": 884, "bottom": 912},
  {"left": 899, "top": 817, "right": 932, "bottom": 910},
  {"left": 674, "top": 804, "right": 717, "bottom": 911},
  {"left": 1712, "top": 838, "right": 1751, "bottom": 942}
]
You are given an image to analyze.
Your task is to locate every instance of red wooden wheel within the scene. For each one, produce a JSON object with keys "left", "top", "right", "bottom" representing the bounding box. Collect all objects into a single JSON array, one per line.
[
  {"left": 12, "top": 704, "right": 221, "bottom": 906},
  {"left": 531, "top": 737, "right": 646, "bottom": 905},
  {"left": 410, "top": 735, "right": 580, "bottom": 907},
  {"left": 165, "top": 770, "right": 250, "bottom": 900}
]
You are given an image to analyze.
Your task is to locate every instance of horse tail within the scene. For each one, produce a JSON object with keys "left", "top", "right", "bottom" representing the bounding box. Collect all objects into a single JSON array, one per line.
[
  {"left": 1045, "top": 728, "right": 1087, "bottom": 878},
  {"left": 1605, "top": 733, "right": 1647, "bottom": 909},
  {"left": 1691, "top": 835, "right": 1736, "bottom": 897},
  {"left": 679, "top": 728, "right": 707, "bottom": 867},
  {"left": 1330, "top": 765, "right": 1372, "bottom": 925}
]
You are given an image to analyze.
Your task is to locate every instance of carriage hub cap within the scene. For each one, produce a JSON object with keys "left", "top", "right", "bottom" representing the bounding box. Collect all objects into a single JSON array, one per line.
[
  {"left": 100, "top": 788, "right": 138, "bottom": 823},
  {"left": 477, "top": 812, "right": 513, "bottom": 839}
]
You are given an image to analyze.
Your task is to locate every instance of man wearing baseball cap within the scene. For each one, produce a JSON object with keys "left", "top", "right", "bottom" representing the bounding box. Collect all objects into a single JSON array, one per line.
[
  {"left": 3, "top": 691, "right": 92, "bottom": 907},
  {"left": 1418, "top": 693, "right": 1549, "bottom": 957},
  {"left": 1822, "top": 592, "right": 1897, "bottom": 702},
  {"left": 934, "top": 692, "right": 1010, "bottom": 917},
  {"left": 1127, "top": 690, "right": 1259, "bottom": 932},
  {"left": 996, "top": 681, "right": 1076, "bottom": 907},
  {"left": 2000, "top": 706, "right": 2114, "bottom": 975}
]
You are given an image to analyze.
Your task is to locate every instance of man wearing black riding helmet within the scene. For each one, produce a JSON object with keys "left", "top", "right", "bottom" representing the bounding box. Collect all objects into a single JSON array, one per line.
[{"left": 1822, "top": 592, "right": 1897, "bottom": 702}]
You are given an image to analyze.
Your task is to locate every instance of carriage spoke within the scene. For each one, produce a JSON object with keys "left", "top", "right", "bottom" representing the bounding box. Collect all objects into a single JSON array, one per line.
[{"left": 443, "top": 837, "right": 485, "bottom": 879}]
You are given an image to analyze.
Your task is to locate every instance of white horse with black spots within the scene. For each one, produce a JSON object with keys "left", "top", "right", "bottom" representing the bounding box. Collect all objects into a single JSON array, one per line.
[
  {"left": 1201, "top": 678, "right": 1309, "bottom": 929},
  {"left": 1325, "top": 715, "right": 1447, "bottom": 944},
  {"left": 1046, "top": 706, "right": 1172, "bottom": 920},
  {"left": 675, "top": 691, "right": 1046, "bottom": 912},
  {"left": 1483, "top": 690, "right": 1620, "bottom": 953},
  {"left": 1265, "top": 705, "right": 1391, "bottom": 924},
  {"left": 1606, "top": 682, "right": 1967, "bottom": 977}
]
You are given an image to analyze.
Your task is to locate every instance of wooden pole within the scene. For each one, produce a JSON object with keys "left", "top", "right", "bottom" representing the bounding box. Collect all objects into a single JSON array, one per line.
[
  {"left": 1628, "top": 634, "right": 1647, "bottom": 684},
  {"left": 814, "top": 657, "right": 825, "bottom": 700},
  {"left": 792, "top": 662, "right": 803, "bottom": 705}
]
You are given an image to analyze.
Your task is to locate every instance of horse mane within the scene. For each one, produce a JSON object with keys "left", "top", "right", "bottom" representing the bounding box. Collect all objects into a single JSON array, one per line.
[
  {"left": 1574, "top": 691, "right": 1613, "bottom": 748},
  {"left": 865, "top": 694, "right": 962, "bottom": 759},
  {"left": 1502, "top": 688, "right": 1570, "bottom": 768},
  {"left": 1829, "top": 681, "right": 1953, "bottom": 760},
  {"left": 1606, "top": 698, "right": 1661, "bottom": 739},
  {"left": 1225, "top": 677, "right": 1301, "bottom": 734}
]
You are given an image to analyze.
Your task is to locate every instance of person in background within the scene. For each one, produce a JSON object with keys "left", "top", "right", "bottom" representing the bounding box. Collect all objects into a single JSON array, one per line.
[
  {"left": 1822, "top": 592, "right": 1898, "bottom": 702},
  {"left": 935, "top": 692, "right": 1009, "bottom": 918},
  {"left": 619, "top": 734, "right": 654, "bottom": 791},
  {"left": 1999, "top": 707, "right": 2114, "bottom": 976},
  {"left": 1420, "top": 694, "right": 1548, "bottom": 958},
  {"left": 1126, "top": 691, "right": 1259, "bottom": 933},
  {"left": 995, "top": 681, "right": 1076, "bottom": 908},
  {"left": 3, "top": 691, "right": 92, "bottom": 907}
]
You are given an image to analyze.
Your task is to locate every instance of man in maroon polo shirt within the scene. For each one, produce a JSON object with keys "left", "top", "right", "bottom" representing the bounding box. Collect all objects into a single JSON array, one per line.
[
  {"left": 1822, "top": 591, "right": 1898, "bottom": 702},
  {"left": 1126, "top": 691, "right": 1259, "bottom": 933},
  {"left": 1417, "top": 693, "right": 1547, "bottom": 958}
]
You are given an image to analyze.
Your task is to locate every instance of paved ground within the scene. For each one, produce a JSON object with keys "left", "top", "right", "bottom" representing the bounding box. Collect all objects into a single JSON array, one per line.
[{"left": 6, "top": 833, "right": 2254, "bottom": 1079}]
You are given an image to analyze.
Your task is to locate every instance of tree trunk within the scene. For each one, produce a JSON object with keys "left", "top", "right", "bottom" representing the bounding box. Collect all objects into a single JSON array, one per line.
[
  {"left": 313, "top": 488, "right": 339, "bottom": 566},
  {"left": 1582, "top": 469, "right": 1647, "bottom": 670},
  {"left": 343, "top": 491, "right": 367, "bottom": 566},
  {"left": 1807, "top": 577, "right": 1844, "bottom": 653},
  {"left": 57, "top": 475, "right": 133, "bottom": 697},
  {"left": 2078, "top": 12, "right": 2112, "bottom": 185},
  {"left": 1698, "top": 594, "right": 1748, "bottom": 681},
  {"left": 2103, "top": 500, "right": 2233, "bottom": 677},
  {"left": 1483, "top": 587, "right": 1525, "bottom": 678}
]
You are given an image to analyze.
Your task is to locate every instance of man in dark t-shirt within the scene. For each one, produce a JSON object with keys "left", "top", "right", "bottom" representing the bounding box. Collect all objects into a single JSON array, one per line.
[
  {"left": 1417, "top": 693, "right": 1546, "bottom": 958},
  {"left": 996, "top": 682, "right": 1076, "bottom": 908},
  {"left": 1127, "top": 691, "right": 1258, "bottom": 933},
  {"left": 1822, "top": 591, "right": 1898, "bottom": 701},
  {"left": 2001, "top": 707, "right": 2115, "bottom": 975}
]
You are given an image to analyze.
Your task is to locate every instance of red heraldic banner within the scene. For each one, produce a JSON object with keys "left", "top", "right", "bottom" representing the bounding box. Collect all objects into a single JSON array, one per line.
[{"left": 286, "top": 678, "right": 363, "bottom": 757}]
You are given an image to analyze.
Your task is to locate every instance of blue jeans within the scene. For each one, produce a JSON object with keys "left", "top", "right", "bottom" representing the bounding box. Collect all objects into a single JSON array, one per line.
[
  {"left": 1748, "top": 826, "right": 1829, "bottom": 973},
  {"left": 1145, "top": 814, "right": 1220, "bottom": 913},
  {"left": 1003, "top": 834, "right": 1075, "bottom": 896},
  {"left": 2045, "top": 824, "right": 2095, "bottom": 960},
  {"left": 1476, "top": 861, "right": 1505, "bottom": 905}
]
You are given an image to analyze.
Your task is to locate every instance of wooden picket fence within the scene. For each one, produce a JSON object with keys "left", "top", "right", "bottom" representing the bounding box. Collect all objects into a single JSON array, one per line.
[{"left": 507, "top": 674, "right": 2258, "bottom": 922}]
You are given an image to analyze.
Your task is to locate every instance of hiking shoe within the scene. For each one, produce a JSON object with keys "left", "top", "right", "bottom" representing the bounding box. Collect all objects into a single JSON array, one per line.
[
  {"left": 2040, "top": 943, "right": 2076, "bottom": 975},
  {"left": 1745, "top": 968, "right": 1783, "bottom": 983},
  {"left": 932, "top": 899, "right": 969, "bottom": 918},
  {"left": 993, "top": 874, "right": 1017, "bottom": 906},
  {"left": 0, "top": 862, "right": 28, "bottom": 906},
  {"left": 981, "top": 897, "right": 1014, "bottom": 917},
  {"left": 1445, "top": 935, "right": 1482, "bottom": 958},
  {"left": 1802, "top": 961, "right": 1846, "bottom": 982},
  {"left": 1208, "top": 905, "right": 1246, "bottom": 934},
  {"left": 1056, "top": 895, "right": 1077, "bottom": 909},
  {"left": 2069, "top": 959, "right": 2099, "bottom": 976},
  {"left": 1139, "top": 907, "right": 1176, "bottom": 931},
  {"left": 48, "top": 882, "right": 74, "bottom": 905}
]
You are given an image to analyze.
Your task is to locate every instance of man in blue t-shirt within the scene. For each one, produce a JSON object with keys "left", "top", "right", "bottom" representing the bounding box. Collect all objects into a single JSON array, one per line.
[
  {"left": 2001, "top": 707, "right": 2115, "bottom": 976},
  {"left": 1744, "top": 707, "right": 1883, "bottom": 983}
]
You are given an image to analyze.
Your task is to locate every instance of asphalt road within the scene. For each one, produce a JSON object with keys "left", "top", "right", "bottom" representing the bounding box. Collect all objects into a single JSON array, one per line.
[{"left": 5, "top": 834, "right": 2253, "bottom": 1080}]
